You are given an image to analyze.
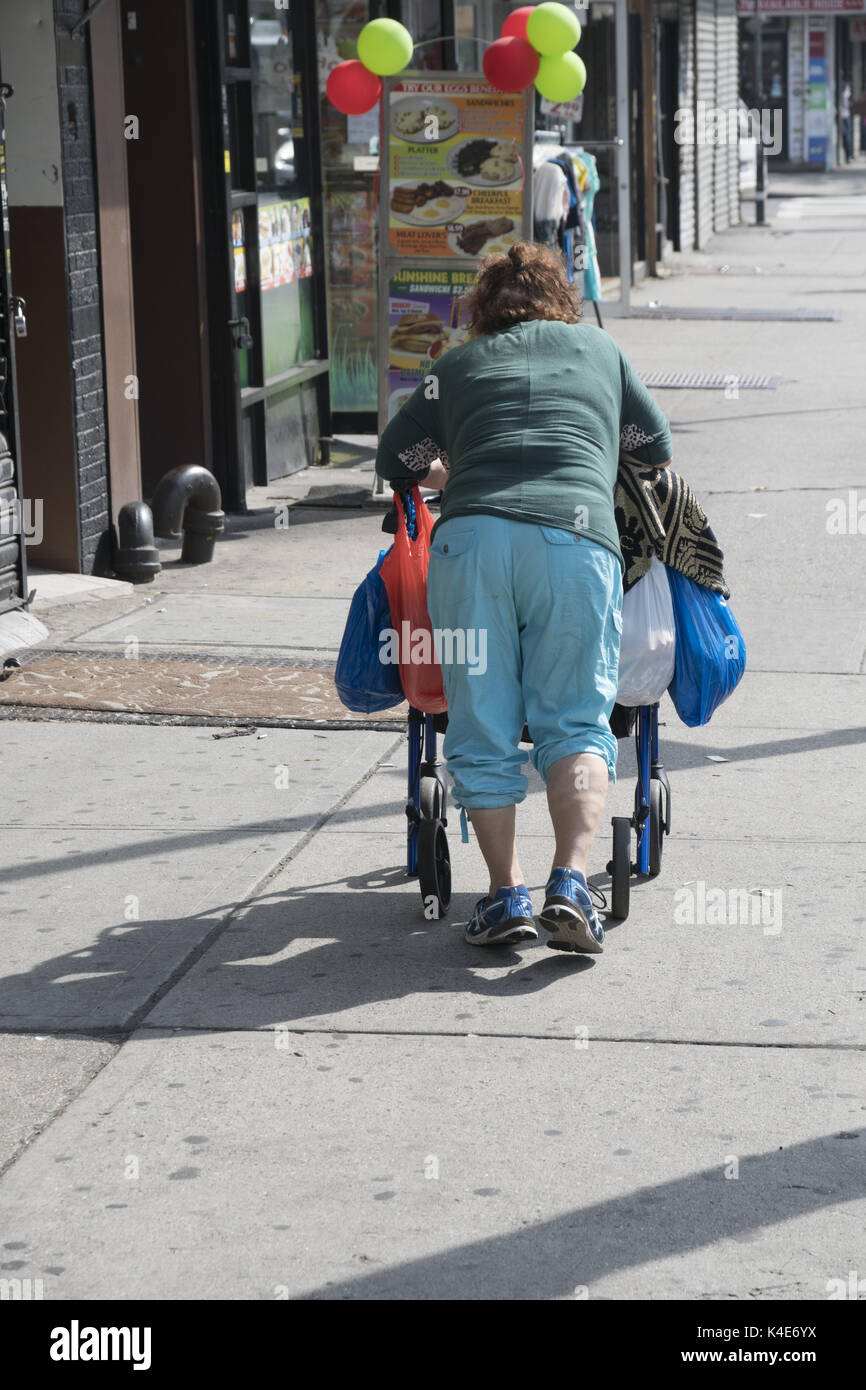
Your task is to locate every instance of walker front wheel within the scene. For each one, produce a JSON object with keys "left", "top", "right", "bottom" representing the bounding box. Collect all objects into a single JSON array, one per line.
[
  {"left": 609, "top": 816, "right": 631, "bottom": 920},
  {"left": 419, "top": 774, "right": 446, "bottom": 821}
]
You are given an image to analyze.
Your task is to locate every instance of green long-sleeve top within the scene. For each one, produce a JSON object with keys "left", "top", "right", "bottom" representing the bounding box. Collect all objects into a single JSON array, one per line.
[{"left": 376, "top": 318, "right": 672, "bottom": 566}]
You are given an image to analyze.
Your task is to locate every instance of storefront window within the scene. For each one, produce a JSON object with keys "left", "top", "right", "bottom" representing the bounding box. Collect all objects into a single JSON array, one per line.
[
  {"left": 452, "top": 2, "right": 522, "bottom": 69},
  {"left": 224, "top": 0, "right": 251, "bottom": 66},
  {"left": 251, "top": 0, "right": 316, "bottom": 379},
  {"left": 317, "top": 0, "right": 381, "bottom": 417},
  {"left": 402, "top": 0, "right": 447, "bottom": 69},
  {"left": 739, "top": 18, "right": 789, "bottom": 160}
]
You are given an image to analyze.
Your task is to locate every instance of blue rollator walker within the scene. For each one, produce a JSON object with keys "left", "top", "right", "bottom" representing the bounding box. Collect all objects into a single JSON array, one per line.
[
  {"left": 388, "top": 492, "right": 672, "bottom": 923},
  {"left": 383, "top": 488, "right": 453, "bottom": 917},
  {"left": 406, "top": 704, "right": 452, "bottom": 917},
  {"left": 606, "top": 702, "right": 672, "bottom": 921}
]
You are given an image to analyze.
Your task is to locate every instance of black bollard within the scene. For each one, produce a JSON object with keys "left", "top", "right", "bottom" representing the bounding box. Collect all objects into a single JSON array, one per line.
[
  {"left": 113, "top": 501, "right": 161, "bottom": 583},
  {"left": 151, "top": 465, "right": 225, "bottom": 565}
]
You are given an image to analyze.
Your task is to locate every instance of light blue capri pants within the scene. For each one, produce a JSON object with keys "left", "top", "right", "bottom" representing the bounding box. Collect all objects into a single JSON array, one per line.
[{"left": 426, "top": 514, "right": 623, "bottom": 810}]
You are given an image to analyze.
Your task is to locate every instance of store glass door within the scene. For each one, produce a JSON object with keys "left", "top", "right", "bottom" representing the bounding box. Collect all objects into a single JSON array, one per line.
[
  {"left": 212, "top": 0, "right": 329, "bottom": 495},
  {"left": 316, "top": 0, "right": 384, "bottom": 427}
]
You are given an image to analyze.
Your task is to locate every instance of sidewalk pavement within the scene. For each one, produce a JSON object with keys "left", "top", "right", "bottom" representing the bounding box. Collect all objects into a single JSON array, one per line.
[{"left": 0, "top": 168, "right": 864, "bottom": 1300}]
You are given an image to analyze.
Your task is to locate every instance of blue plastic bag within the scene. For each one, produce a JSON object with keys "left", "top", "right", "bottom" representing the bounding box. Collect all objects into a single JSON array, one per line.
[
  {"left": 334, "top": 549, "right": 404, "bottom": 714},
  {"left": 666, "top": 566, "right": 746, "bottom": 727}
]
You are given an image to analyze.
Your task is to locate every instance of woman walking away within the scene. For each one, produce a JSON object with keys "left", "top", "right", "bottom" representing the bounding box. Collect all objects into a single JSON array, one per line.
[{"left": 376, "top": 242, "right": 672, "bottom": 955}]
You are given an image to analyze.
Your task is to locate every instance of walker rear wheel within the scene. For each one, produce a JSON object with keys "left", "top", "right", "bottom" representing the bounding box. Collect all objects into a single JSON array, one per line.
[
  {"left": 648, "top": 779, "right": 664, "bottom": 878},
  {"left": 418, "top": 818, "right": 451, "bottom": 919}
]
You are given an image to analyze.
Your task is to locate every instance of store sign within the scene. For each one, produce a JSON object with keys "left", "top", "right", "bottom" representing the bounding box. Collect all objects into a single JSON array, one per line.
[
  {"left": 805, "top": 24, "right": 828, "bottom": 165},
  {"left": 539, "top": 94, "right": 585, "bottom": 122},
  {"left": 737, "top": 0, "right": 865, "bottom": 11}
]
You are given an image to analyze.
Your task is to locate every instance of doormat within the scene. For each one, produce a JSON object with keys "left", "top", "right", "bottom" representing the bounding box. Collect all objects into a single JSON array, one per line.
[{"left": 0, "top": 652, "right": 408, "bottom": 726}]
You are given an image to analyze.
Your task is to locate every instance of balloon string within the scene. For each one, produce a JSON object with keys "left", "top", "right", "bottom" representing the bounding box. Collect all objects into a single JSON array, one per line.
[{"left": 410, "top": 36, "right": 496, "bottom": 52}]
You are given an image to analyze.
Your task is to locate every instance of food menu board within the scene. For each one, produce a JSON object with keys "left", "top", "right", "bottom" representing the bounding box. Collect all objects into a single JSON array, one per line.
[
  {"left": 257, "top": 197, "right": 313, "bottom": 291},
  {"left": 378, "top": 73, "right": 532, "bottom": 434},
  {"left": 387, "top": 266, "right": 477, "bottom": 419},
  {"left": 388, "top": 81, "right": 526, "bottom": 261}
]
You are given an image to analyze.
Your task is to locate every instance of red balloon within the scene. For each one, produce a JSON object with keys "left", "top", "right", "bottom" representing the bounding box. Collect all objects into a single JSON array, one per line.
[
  {"left": 326, "top": 59, "right": 382, "bottom": 116},
  {"left": 483, "top": 35, "right": 539, "bottom": 92},
  {"left": 501, "top": 5, "right": 534, "bottom": 40}
]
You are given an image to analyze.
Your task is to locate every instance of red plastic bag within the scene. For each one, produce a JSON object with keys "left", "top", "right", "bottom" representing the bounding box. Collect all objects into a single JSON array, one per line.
[{"left": 379, "top": 488, "right": 447, "bottom": 714}]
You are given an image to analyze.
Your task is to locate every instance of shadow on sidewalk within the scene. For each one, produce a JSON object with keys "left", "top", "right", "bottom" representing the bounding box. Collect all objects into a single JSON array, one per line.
[
  {"left": 5, "top": 718, "right": 862, "bottom": 1030},
  {"left": 653, "top": 725, "right": 866, "bottom": 771},
  {"left": 292, "top": 1130, "right": 864, "bottom": 1300},
  {"left": 0, "top": 864, "right": 605, "bottom": 1034}
]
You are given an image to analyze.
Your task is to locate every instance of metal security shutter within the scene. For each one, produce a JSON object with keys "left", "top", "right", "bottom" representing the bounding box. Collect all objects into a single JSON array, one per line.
[
  {"left": 695, "top": 0, "right": 715, "bottom": 248},
  {"left": 716, "top": 0, "right": 738, "bottom": 231},
  {"left": 0, "top": 77, "right": 26, "bottom": 616},
  {"left": 678, "top": 0, "right": 696, "bottom": 251}
]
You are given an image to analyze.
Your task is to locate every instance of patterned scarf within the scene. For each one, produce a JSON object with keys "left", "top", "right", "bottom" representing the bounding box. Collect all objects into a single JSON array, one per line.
[{"left": 615, "top": 462, "right": 729, "bottom": 597}]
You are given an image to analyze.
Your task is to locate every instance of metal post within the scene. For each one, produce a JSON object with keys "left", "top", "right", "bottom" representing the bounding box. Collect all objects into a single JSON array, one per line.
[
  {"left": 754, "top": 0, "right": 766, "bottom": 225},
  {"left": 636, "top": 706, "right": 652, "bottom": 875},
  {"left": 615, "top": 0, "right": 632, "bottom": 312}
]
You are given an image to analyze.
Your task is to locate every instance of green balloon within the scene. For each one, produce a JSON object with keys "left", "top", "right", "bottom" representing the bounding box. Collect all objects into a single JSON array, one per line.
[
  {"left": 357, "top": 17, "right": 414, "bottom": 76},
  {"left": 527, "top": 2, "right": 581, "bottom": 56},
  {"left": 535, "top": 51, "right": 587, "bottom": 103}
]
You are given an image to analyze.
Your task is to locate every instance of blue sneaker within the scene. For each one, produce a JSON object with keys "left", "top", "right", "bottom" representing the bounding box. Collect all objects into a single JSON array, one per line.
[
  {"left": 539, "top": 867, "right": 604, "bottom": 954},
  {"left": 464, "top": 885, "right": 537, "bottom": 946}
]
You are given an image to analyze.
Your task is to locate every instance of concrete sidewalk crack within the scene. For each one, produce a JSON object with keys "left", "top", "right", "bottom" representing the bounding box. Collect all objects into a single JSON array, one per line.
[
  {"left": 0, "top": 733, "right": 405, "bottom": 1183},
  {"left": 127, "top": 1024, "right": 866, "bottom": 1051},
  {"left": 117, "top": 732, "right": 405, "bottom": 1036}
]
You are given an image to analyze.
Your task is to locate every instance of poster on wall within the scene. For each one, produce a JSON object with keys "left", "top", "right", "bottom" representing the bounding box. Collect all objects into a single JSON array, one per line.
[
  {"left": 258, "top": 198, "right": 314, "bottom": 291},
  {"left": 388, "top": 81, "right": 526, "bottom": 261},
  {"left": 805, "top": 22, "right": 828, "bottom": 165},
  {"left": 325, "top": 186, "right": 377, "bottom": 413},
  {"left": 386, "top": 266, "right": 477, "bottom": 419},
  {"left": 232, "top": 211, "right": 246, "bottom": 294}
]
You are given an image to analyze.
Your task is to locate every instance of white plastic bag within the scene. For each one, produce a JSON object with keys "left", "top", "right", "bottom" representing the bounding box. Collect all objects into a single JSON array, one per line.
[{"left": 616, "top": 555, "right": 676, "bottom": 706}]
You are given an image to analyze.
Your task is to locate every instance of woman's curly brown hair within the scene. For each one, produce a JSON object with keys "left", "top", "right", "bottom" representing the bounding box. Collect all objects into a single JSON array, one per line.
[{"left": 460, "top": 240, "right": 581, "bottom": 337}]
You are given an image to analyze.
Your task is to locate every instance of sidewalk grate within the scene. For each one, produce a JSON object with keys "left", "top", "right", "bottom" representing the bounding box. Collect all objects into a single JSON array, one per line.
[
  {"left": 638, "top": 371, "right": 779, "bottom": 390},
  {"left": 629, "top": 307, "right": 841, "bottom": 321}
]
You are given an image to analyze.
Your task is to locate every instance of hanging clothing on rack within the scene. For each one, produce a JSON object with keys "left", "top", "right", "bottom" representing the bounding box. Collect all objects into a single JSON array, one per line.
[
  {"left": 548, "top": 153, "right": 586, "bottom": 282},
  {"left": 571, "top": 148, "right": 603, "bottom": 303},
  {"left": 532, "top": 158, "right": 569, "bottom": 251},
  {"left": 531, "top": 145, "right": 602, "bottom": 301}
]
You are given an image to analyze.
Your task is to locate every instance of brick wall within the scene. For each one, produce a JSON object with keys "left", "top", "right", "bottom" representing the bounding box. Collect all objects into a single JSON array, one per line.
[{"left": 54, "top": 0, "right": 112, "bottom": 574}]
